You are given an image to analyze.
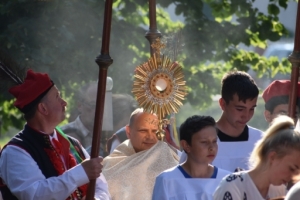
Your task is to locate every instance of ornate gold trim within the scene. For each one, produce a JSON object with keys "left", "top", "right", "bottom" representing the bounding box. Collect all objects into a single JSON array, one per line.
[{"left": 132, "top": 39, "right": 187, "bottom": 139}]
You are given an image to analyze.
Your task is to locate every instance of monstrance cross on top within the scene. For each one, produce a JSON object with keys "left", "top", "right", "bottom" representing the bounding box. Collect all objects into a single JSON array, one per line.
[{"left": 151, "top": 38, "right": 166, "bottom": 57}]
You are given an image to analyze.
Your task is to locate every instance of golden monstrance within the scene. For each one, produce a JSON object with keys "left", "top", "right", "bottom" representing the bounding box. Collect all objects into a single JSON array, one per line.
[{"left": 132, "top": 38, "right": 187, "bottom": 140}]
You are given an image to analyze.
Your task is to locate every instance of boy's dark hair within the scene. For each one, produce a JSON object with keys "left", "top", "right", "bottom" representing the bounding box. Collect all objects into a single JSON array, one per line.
[
  {"left": 221, "top": 71, "right": 259, "bottom": 104},
  {"left": 180, "top": 115, "right": 216, "bottom": 145}
]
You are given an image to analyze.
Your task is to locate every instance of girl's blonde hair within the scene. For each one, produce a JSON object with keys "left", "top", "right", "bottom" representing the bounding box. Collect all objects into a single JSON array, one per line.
[{"left": 249, "top": 115, "right": 300, "bottom": 168}]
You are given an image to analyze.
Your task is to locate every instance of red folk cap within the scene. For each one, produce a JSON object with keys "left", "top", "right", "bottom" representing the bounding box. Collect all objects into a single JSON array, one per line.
[
  {"left": 262, "top": 80, "right": 300, "bottom": 103},
  {"left": 9, "top": 69, "right": 54, "bottom": 109}
]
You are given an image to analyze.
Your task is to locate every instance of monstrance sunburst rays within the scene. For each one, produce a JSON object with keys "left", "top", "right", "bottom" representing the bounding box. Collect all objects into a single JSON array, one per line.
[{"left": 132, "top": 42, "right": 187, "bottom": 139}]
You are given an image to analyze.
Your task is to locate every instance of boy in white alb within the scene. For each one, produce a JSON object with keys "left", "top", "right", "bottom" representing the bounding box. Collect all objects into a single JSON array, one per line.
[
  {"left": 180, "top": 71, "right": 263, "bottom": 172},
  {"left": 213, "top": 126, "right": 262, "bottom": 171},
  {"left": 153, "top": 115, "right": 230, "bottom": 200}
]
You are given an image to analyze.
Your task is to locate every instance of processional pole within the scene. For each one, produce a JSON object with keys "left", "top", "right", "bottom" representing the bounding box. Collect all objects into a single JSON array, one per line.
[
  {"left": 288, "top": 2, "right": 300, "bottom": 121},
  {"left": 145, "top": 0, "right": 162, "bottom": 55},
  {"left": 85, "top": 0, "right": 113, "bottom": 198},
  {"left": 133, "top": 0, "right": 187, "bottom": 142}
]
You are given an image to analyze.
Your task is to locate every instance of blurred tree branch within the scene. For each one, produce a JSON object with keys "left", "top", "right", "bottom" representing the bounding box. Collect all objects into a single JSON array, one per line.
[{"left": 0, "top": 0, "right": 291, "bottom": 132}]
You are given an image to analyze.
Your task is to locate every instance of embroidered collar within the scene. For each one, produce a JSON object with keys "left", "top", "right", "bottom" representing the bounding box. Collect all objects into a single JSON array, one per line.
[
  {"left": 44, "top": 130, "right": 87, "bottom": 199},
  {"left": 49, "top": 130, "right": 58, "bottom": 140}
]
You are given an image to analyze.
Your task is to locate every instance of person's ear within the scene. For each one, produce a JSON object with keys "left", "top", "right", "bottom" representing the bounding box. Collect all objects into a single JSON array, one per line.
[
  {"left": 37, "top": 102, "right": 48, "bottom": 115},
  {"left": 268, "top": 151, "right": 277, "bottom": 165},
  {"left": 264, "top": 110, "right": 272, "bottom": 123},
  {"left": 125, "top": 125, "right": 131, "bottom": 139},
  {"left": 180, "top": 140, "right": 191, "bottom": 154},
  {"left": 219, "top": 98, "right": 226, "bottom": 110}
]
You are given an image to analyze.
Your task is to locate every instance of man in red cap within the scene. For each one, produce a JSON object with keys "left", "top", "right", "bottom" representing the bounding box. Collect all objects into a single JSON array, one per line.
[
  {"left": 262, "top": 80, "right": 300, "bottom": 124},
  {"left": 0, "top": 69, "right": 111, "bottom": 199}
]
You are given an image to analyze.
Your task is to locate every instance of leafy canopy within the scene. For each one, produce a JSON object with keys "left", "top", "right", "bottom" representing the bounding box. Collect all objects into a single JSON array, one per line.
[{"left": 0, "top": 0, "right": 292, "bottom": 132}]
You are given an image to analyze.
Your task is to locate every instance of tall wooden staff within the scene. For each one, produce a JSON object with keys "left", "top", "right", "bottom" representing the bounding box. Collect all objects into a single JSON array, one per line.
[
  {"left": 145, "top": 0, "right": 161, "bottom": 56},
  {"left": 85, "top": 0, "right": 113, "bottom": 199},
  {"left": 288, "top": 2, "right": 300, "bottom": 120}
]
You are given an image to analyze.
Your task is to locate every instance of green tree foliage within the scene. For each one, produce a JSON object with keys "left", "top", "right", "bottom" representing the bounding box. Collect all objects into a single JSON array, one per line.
[{"left": 0, "top": 0, "right": 292, "bottom": 132}]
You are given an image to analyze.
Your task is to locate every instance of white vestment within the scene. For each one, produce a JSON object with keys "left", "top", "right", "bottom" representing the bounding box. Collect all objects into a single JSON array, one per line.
[
  {"left": 180, "top": 126, "right": 262, "bottom": 172},
  {"left": 103, "top": 140, "right": 179, "bottom": 200},
  {"left": 213, "top": 171, "right": 286, "bottom": 200},
  {"left": 152, "top": 165, "right": 230, "bottom": 200}
]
